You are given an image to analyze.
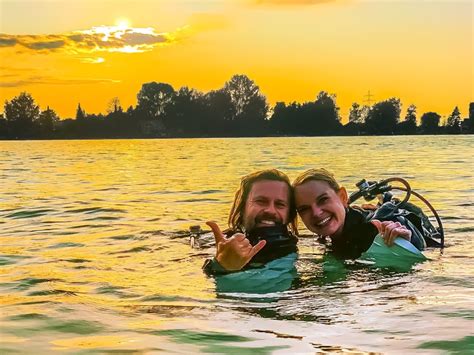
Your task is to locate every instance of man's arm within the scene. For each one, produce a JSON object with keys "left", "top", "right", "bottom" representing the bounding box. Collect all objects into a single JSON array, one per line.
[{"left": 205, "top": 221, "right": 266, "bottom": 273}]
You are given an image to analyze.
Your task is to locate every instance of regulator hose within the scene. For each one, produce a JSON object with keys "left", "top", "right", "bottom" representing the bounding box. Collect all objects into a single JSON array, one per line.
[{"left": 350, "top": 177, "right": 444, "bottom": 247}]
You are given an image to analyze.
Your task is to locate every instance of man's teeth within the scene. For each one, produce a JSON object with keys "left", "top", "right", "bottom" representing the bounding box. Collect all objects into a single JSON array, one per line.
[
  {"left": 260, "top": 220, "right": 276, "bottom": 225},
  {"left": 316, "top": 217, "right": 331, "bottom": 226}
]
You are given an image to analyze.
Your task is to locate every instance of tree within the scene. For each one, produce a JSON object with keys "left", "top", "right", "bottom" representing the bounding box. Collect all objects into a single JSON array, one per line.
[
  {"left": 204, "top": 89, "right": 236, "bottom": 135},
  {"left": 76, "top": 103, "right": 86, "bottom": 120},
  {"left": 348, "top": 102, "right": 363, "bottom": 124},
  {"left": 103, "top": 97, "right": 133, "bottom": 137},
  {"left": 420, "top": 112, "right": 440, "bottom": 134},
  {"left": 269, "top": 102, "right": 288, "bottom": 134},
  {"left": 397, "top": 104, "right": 417, "bottom": 134},
  {"left": 107, "top": 97, "right": 123, "bottom": 114},
  {"left": 136, "top": 82, "right": 175, "bottom": 120},
  {"left": 365, "top": 98, "right": 401, "bottom": 134},
  {"left": 344, "top": 102, "right": 366, "bottom": 135},
  {"left": 4, "top": 92, "right": 40, "bottom": 138},
  {"left": 223, "top": 74, "right": 268, "bottom": 132},
  {"left": 269, "top": 93, "right": 341, "bottom": 136},
  {"left": 311, "top": 91, "right": 341, "bottom": 134},
  {"left": 166, "top": 86, "right": 207, "bottom": 134},
  {"left": 38, "top": 106, "right": 59, "bottom": 136},
  {"left": 446, "top": 106, "right": 461, "bottom": 133},
  {"left": 0, "top": 114, "right": 7, "bottom": 138},
  {"left": 405, "top": 104, "right": 417, "bottom": 125},
  {"left": 469, "top": 102, "right": 474, "bottom": 133}
]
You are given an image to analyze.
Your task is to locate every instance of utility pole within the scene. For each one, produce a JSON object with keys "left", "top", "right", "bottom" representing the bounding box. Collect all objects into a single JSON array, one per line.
[{"left": 364, "top": 90, "right": 374, "bottom": 105}]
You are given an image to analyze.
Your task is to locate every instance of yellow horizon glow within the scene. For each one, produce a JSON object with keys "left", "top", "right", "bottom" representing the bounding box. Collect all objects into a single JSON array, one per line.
[{"left": 0, "top": 0, "right": 472, "bottom": 121}]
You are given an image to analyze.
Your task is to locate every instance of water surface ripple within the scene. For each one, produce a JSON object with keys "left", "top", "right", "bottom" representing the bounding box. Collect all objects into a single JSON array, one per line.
[{"left": 0, "top": 136, "right": 473, "bottom": 353}]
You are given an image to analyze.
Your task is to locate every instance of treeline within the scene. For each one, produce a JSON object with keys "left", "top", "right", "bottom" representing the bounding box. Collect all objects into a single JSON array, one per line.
[{"left": 1, "top": 74, "right": 473, "bottom": 139}]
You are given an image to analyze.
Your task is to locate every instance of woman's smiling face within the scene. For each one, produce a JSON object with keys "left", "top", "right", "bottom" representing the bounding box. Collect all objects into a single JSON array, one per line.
[{"left": 294, "top": 180, "right": 348, "bottom": 238}]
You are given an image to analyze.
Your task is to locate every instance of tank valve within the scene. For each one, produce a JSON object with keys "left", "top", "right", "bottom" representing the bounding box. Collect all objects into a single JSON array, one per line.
[{"left": 189, "top": 225, "right": 202, "bottom": 248}]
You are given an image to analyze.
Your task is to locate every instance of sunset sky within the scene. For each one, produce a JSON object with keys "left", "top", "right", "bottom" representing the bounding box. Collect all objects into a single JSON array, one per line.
[{"left": 1, "top": 0, "right": 472, "bottom": 122}]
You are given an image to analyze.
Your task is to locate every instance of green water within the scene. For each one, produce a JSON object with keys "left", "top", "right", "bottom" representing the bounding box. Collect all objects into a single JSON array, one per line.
[{"left": 1, "top": 136, "right": 473, "bottom": 353}]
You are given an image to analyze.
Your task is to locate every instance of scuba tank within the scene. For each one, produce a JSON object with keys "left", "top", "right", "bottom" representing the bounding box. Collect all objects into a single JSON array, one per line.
[{"left": 349, "top": 177, "right": 444, "bottom": 248}]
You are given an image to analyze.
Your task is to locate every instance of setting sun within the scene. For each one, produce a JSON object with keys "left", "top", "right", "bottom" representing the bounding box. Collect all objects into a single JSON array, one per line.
[{"left": 115, "top": 18, "right": 131, "bottom": 29}]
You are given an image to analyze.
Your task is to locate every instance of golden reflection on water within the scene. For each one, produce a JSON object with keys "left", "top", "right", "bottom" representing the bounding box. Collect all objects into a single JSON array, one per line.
[
  {"left": 50, "top": 335, "right": 138, "bottom": 350},
  {"left": 0, "top": 137, "right": 473, "bottom": 353}
]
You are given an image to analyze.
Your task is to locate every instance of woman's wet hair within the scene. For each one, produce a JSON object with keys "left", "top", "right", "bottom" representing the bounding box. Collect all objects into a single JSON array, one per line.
[
  {"left": 292, "top": 168, "right": 341, "bottom": 191},
  {"left": 228, "top": 169, "right": 297, "bottom": 235}
]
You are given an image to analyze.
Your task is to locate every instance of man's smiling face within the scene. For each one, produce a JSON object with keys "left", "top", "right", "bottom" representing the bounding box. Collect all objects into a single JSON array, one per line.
[{"left": 242, "top": 180, "right": 290, "bottom": 232}]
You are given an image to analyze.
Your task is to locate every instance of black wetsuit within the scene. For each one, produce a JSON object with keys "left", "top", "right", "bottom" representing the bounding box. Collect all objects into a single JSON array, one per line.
[{"left": 328, "top": 207, "right": 379, "bottom": 259}]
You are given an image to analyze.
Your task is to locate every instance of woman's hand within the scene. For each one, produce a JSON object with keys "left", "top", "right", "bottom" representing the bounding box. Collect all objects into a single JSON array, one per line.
[{"left": 371, "top": 219, "right": 412, "bottom": 246}]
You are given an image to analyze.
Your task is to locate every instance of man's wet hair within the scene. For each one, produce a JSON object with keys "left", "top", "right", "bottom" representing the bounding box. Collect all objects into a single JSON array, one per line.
[
  {"left": 292, "top": 168, "right": 341, "bottom": 192},
  {"left": 228, "top": 169, "right": 297, "bottom": 235}
]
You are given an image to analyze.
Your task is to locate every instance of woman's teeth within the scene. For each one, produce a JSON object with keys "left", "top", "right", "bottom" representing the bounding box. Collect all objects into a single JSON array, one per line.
[{"left": 316, "top": 216, "right": 331, "bottom": 226}]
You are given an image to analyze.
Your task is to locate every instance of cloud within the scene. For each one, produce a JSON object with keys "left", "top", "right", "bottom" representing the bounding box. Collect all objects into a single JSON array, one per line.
[
  {"left": 0, "top": 73, "right": 17, "bottom": 79},
  {"left": 80, "top": 57, "right": 105, "bottom": 64},
  {"left": 121, "top": 31, "right": 167, "bottom": 46},
  {"left": 0, "top": 66, "right": 34, "bottom": 73},
  {"left": 0, "top": 24, "right": 179, "bottom": 55},
  {"left": 0, "top": 76, "right": 120, "bottom": 88},
  {"left": 24, "top": 40, "right": 66, "bottom": 50},
  {"left": 0, "top": 35, "right": 17, "bottom": 47}
]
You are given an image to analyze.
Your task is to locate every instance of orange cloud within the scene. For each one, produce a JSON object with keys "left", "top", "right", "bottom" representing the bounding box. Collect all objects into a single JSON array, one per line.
[
  {"left": 0, "top": 25, "right": 181, "bottom": 55},
  {"left": 0, "top": 75, "right": 120, "bottom": 88}
]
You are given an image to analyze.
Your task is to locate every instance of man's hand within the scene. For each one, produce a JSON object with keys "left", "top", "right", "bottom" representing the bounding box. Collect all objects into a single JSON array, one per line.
[
  {"left": 371, "top": 219, "right": 412, "bottom": 247},
  {"left": 206, "top": 221, "right": 266, "bottom": 271}
]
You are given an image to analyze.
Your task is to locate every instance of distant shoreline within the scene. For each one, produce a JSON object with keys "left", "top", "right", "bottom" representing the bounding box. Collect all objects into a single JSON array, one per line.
[
  {"left": 1, "top": 133, "right": 472, "bottom": 142},
  {"left": 2, "top": 84, "right": 472, "bottom": 139}
]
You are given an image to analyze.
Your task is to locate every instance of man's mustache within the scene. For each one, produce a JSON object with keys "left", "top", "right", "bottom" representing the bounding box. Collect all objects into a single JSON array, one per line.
[{"left": 255, "top": 213, "right": 282, "bottom": 223}]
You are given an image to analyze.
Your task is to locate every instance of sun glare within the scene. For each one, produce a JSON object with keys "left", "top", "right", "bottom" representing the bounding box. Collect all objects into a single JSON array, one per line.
[{"left": 115, "top": 18, "right": 131, "bottom": 29}]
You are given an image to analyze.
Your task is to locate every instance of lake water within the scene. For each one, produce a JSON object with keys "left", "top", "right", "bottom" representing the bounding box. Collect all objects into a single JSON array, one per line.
[{"left": 1, "top": 136, "right": 473, "bottom": 354}]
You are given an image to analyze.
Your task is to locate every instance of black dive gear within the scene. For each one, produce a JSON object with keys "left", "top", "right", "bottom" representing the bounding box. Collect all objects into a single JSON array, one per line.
[
  {"left": 349, "top": 177, "right": 444, "bottom": 247},
  {"left": 245, "top": 224, "right": 298, "bottom": 263},
  {"left": 329, "top": 207, "right": 379, "bottom": 259}
]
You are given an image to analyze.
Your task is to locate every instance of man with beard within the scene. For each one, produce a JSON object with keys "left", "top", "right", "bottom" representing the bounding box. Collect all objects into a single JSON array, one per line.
[{"left": 203, "top": 169, "right": 298, "bottom": 274}]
